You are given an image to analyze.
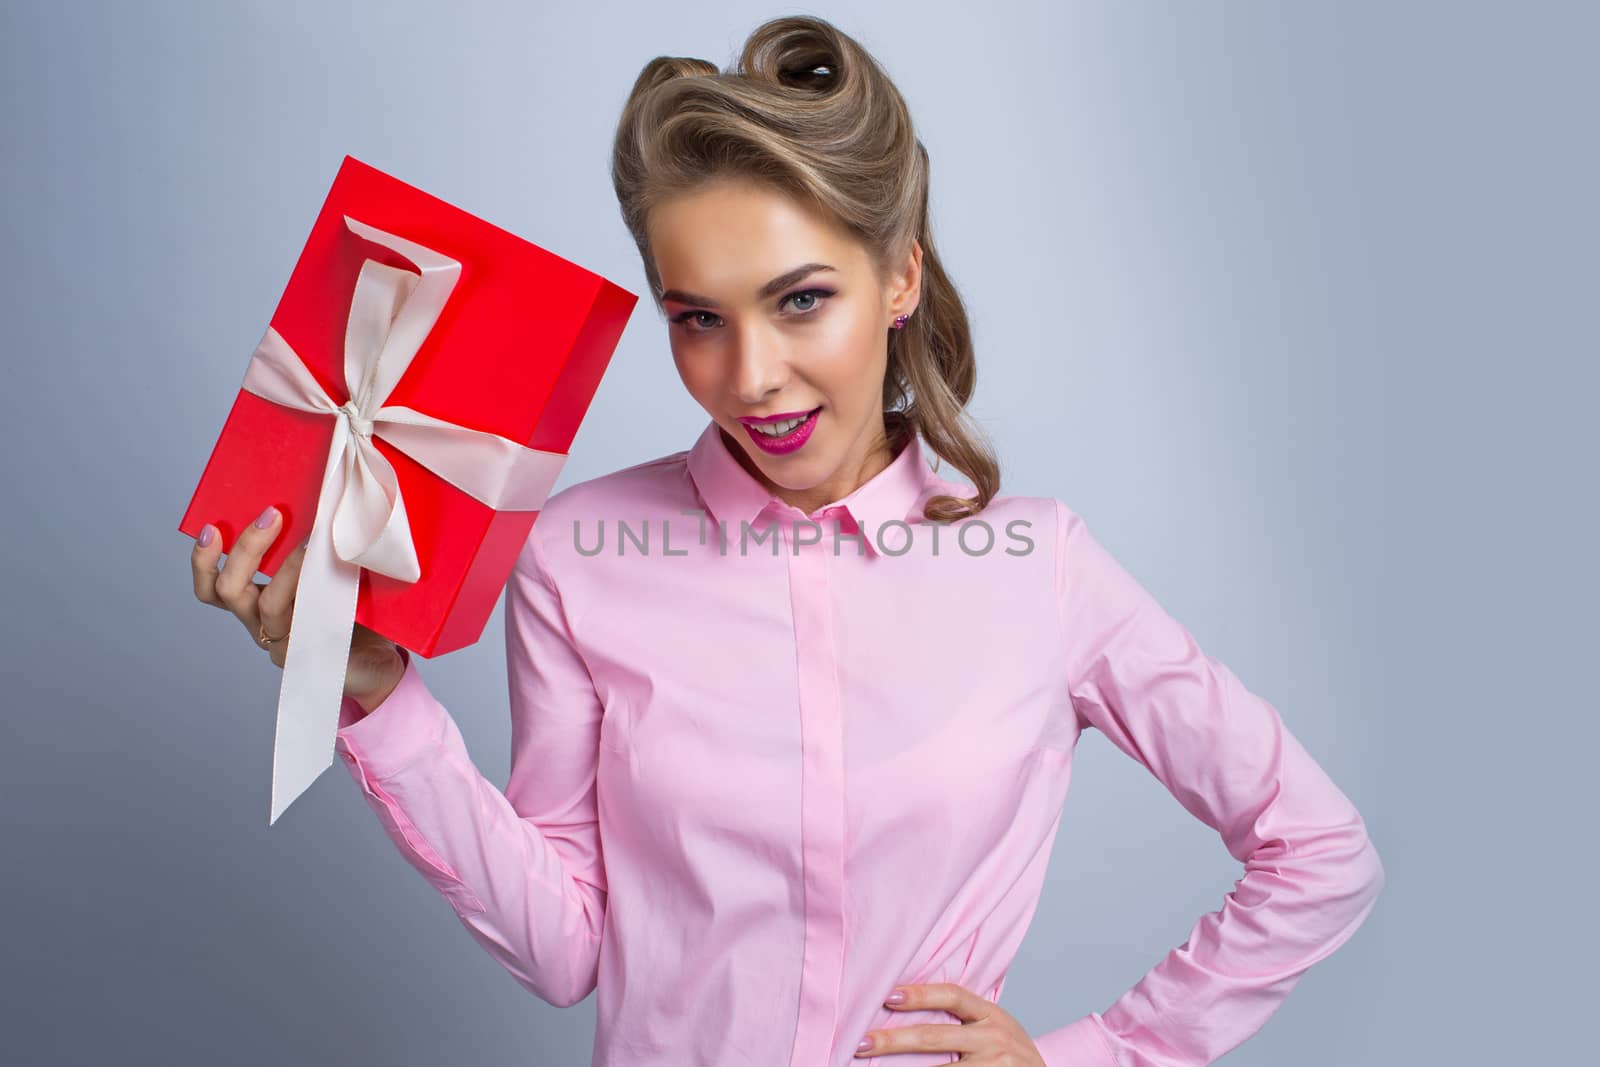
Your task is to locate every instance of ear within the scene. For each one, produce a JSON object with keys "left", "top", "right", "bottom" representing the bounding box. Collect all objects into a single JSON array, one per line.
[{"left": 885, "top": 238, "right": 924, "bottom": 321}]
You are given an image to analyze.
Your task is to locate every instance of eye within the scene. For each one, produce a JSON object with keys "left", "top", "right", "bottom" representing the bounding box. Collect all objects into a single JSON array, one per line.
[
  {"left": 780, "top": 287, "right": 835, "bottom": 315},
  {"left": 670, "top": 309, "right": 722, "bottom": 332},
  {"left": 668, "top": 288, "right": 836, "bottom": 334}
]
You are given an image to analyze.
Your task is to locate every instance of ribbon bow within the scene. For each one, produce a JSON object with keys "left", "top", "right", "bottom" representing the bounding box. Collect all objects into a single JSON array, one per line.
[{"left": 241, "top": 215, "right": 567, "bottom": 825}]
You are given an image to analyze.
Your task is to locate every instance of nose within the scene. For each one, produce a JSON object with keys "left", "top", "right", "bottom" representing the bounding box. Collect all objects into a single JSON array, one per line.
[{"left": 729, "top": 324, "right": 789, "bottom": 406}]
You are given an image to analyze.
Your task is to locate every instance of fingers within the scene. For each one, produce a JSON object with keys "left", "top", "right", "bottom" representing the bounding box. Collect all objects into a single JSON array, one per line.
[
  {"left": 192, "top": 521, "right": 267, "bottom": 605},
  {"left": 267, "top": 631, "right": 292, "bottom": 669},
  {"left": 209, "top": 504, "right": 286, "bottom": 636},
  {"left": 258, "top": 539, "right": 308, "bottom": 645},
  {"left": 191, "top": 523, "right": 227, "bottom": 607}
]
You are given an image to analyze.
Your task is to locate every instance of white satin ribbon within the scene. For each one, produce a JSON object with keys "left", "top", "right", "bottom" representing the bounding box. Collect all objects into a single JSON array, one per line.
[{"left": 242, "top": 214, "right": 567, "bottom": 825}]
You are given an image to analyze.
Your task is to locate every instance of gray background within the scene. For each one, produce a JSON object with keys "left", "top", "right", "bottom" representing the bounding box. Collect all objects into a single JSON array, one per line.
[{"left": 3, "top": 1, "right": 1593, "bottom": 1063}]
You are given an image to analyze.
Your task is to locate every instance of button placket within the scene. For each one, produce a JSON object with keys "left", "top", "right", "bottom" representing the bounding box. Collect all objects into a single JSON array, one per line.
[{"left": 785, "top": 509, "right": 850, "bottom": 1066}]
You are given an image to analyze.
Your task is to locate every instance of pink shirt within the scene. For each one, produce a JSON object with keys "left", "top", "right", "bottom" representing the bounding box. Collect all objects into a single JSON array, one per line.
[{"left": 332, "top": 418, "right": 1385, "bottom": 1066}]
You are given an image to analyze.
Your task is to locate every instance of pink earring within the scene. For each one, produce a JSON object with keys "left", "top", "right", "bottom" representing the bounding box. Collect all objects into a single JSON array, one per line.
[{"left": 893, "top": 313, "right": 909, "bottom": 330}]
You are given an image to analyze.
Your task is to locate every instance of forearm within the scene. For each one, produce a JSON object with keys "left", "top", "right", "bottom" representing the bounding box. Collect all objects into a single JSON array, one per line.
[{"left": 334, "top": 655, "right": 606, "bottom": 1008}]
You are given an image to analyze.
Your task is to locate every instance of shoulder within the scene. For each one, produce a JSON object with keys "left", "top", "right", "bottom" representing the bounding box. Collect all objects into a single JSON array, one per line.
[
  {"left": 904, "top": 463, "right": 1060, "bottom": 564},
  {"left": 927, "top": 472, "right": 1060, "bottom": 538},
  {"left": 521, "top": 445, "right": 694, "bottom": 574},
  {"left": 538, "top": 449, "right": 691, "bottom": 527},
  {"left": 952, "top": 490, "right": 1090, "bottom": 575}
]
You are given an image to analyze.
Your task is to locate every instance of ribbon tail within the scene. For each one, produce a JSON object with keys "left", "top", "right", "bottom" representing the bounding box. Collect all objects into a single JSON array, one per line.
[{"left": 268, "top": 422, "right": 362, "bottom": 826}]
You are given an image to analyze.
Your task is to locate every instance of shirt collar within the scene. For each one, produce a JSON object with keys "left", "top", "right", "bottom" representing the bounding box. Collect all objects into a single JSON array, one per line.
[{"left": 685, "top": 417, "right": 941, "bottom": 557}]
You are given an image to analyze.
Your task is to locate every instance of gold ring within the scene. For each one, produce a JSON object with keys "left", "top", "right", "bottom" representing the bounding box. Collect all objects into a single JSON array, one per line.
[{"left": 258, "top": 621, "right": 289, "bottom": 648}]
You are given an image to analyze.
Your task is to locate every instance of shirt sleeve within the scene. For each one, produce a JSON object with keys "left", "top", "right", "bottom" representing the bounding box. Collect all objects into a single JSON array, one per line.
[
  {"left": 332, "top": 525, "right": 608, "bottom": 1009},
  {"left": 1032, "top": 499, "right": 1386, "bottom": 1067}
]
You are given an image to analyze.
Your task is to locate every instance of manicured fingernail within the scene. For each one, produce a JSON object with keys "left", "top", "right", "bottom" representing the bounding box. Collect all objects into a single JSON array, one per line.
[
  {"left": 254, "top": 506, "right": 278, "bottom": 528},
  {"left": 197, "top": 524, "right": 215, "bottom": 547},
  {"left": 885, "top": 989, "right": 906, "bottom": 1005},
  {"left": 856, "top": 1038, "right": 872, "bottom": 1053}
]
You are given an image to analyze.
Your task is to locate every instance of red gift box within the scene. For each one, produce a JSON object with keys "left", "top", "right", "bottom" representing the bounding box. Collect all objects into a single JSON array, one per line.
[{"left": 179, "top": 155, "right": 636, "bottom": 658}]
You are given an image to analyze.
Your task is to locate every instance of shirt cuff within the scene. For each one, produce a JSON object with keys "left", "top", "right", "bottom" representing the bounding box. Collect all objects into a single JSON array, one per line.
[
  {"left": 332, "top": 648, "right": 446, "bottom": 781},
  {"left": 1032, "top": 1013, "right": 1119, "bottom": 1067}
]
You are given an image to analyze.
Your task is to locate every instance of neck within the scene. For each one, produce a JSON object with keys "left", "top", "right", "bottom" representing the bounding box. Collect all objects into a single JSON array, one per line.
[{"left": 724, "top": 416, "right": 899, "bottom": 517}]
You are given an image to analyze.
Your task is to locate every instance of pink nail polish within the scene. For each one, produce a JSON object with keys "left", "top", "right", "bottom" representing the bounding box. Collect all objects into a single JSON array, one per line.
[
  {"left": 254, "top": 506, "right": 278, "bottom": 528},
  {"left": 885, "top": 990, "right": 906, "bottom": 1005},
  {"left": 856, "top": 1038, "right": 872, "bottom": 1053},
  {"left": 197, "top": 524, "right": 215, "bottom": 547}
]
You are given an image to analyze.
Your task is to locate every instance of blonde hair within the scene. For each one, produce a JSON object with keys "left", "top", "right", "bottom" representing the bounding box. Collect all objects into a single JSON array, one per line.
[{"left": 610, "top": 14, "right": 999, "bottom": 522}]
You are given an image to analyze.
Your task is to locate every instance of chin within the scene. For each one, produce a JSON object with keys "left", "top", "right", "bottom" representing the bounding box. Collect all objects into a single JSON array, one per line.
[{"left": 749, "top": 443, "right": 831, "bottom": 487}]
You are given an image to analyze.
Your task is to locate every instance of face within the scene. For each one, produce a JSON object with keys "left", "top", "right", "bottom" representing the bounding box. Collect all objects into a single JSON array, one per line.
[{"left": 647, "top": 178, "right": 922, "bottom": 517}]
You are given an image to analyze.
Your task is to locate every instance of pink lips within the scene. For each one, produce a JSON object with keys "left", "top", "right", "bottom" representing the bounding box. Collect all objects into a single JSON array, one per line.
[{"left": 741, "top": 406, "right": 822, "bottom": 455}]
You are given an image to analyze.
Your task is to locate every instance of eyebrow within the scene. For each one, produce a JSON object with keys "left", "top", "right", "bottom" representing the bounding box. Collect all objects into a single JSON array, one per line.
[{"left": 659, "top": 263, "right": 837, "bottom": 308}]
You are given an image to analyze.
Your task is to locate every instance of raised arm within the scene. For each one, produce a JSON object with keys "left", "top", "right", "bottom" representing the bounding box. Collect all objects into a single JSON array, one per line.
[
  {"left": 333, "top": 525, "right": 607, "bottom": 1008},
  {"left": 1032, "top": 500, "right": 1385, "bottom": 1067}
]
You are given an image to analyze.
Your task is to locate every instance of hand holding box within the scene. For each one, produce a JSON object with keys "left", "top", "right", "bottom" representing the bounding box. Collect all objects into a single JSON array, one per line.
[{"left": 179, "top": 157, "right": 636, "bottom": 824}]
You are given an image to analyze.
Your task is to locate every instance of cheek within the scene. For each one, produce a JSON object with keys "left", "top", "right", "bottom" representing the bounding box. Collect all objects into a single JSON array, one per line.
[
  {"left": 809, "top": 314, "right": 885, "bottom": 396},
  {"left": 819, "top": 303, "right": 878, "bottom": 353},
  {"left": 671, "top": 349, "right": 717, "bottom": 398}
]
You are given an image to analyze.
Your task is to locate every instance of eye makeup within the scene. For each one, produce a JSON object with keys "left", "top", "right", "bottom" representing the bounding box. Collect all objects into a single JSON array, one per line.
[{"left": 669, "top": 287, "right": 837, "bottom": 332}]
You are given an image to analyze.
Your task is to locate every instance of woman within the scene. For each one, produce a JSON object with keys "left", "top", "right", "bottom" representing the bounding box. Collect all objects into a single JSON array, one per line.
[{"left": 189, "top": 16, "right": 1384, "bottom": 1067}]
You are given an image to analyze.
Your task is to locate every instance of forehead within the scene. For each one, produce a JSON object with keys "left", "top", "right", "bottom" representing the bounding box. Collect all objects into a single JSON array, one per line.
[{"left": 648, "top": 179, "right": 865, "bottom": 295}]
